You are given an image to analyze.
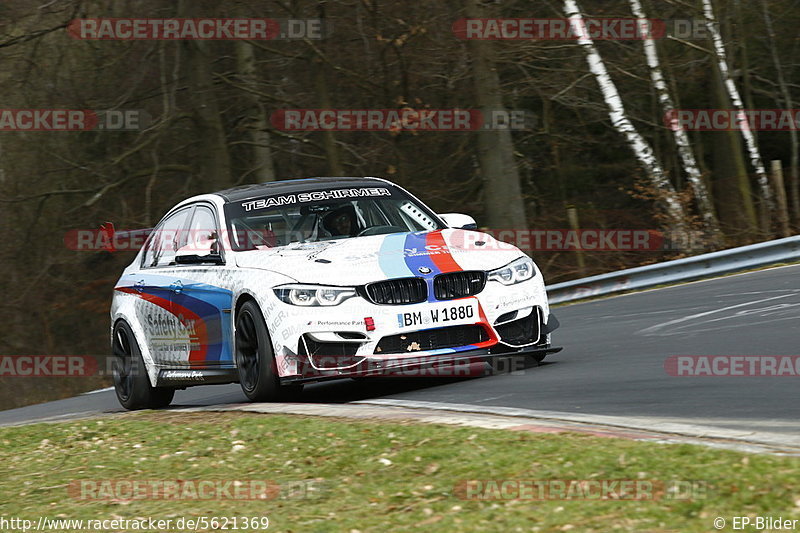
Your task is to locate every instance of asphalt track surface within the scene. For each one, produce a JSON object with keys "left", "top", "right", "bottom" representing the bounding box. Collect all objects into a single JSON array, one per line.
[{"left": 2, "top": 265, "right": 799, "bottom": 438}]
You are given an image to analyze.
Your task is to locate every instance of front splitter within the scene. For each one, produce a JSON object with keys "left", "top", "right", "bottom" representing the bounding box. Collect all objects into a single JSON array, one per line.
[{"left": 279, "top": 345, "right": 563, "bottom": 385}]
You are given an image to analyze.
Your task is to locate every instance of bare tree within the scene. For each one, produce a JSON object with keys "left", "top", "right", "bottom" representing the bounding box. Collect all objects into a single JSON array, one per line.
[
  {"left": 236, "top": 39, "right": 276, "bottom": 182},
  {"left": 702, "top": 0, "right": 775, "bottom": 222},
  {"left": 464, "top": 0, "right": 528, "bottom": 230},
  {"left": 564, "top": 0, "right": 687, "bottom": 230},
  {"left": 762, "top": 0, "right": 799, "bottom": 225},
  {"left": 629, "top": 0, "right": 721, "bottom": 240}
]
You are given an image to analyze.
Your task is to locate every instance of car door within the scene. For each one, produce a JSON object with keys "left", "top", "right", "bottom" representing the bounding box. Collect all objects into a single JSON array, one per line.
[
  {"left": 171, "top": 203, "right": 234, "bottom": 368},
  {"left": 132, "top": 206, "right": 193, "bottom": 366}
]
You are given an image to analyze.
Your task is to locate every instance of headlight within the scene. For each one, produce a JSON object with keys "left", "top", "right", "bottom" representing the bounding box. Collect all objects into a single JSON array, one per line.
[
  {"left": 274, "top": 285, "right": 357, "bottom": 306},
  {"left": 487, "top": 256, "right": 536, "bottom": 285}
]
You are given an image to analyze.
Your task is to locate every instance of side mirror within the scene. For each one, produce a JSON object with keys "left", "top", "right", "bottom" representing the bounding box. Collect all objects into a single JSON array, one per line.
[
  {"left": 175, "top": 232, "right": 224, "bottom": 265},
  {"left": 175, "top": 250, "right": 224, "bottom": 265},
  {"left": 439, "top": 213, "right": 478, "bottom": 230}
]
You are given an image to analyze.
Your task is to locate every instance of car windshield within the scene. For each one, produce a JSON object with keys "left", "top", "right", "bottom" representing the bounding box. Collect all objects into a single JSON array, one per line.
[{"left": 223, "top": 185, "right": 444, "bottom": 251}]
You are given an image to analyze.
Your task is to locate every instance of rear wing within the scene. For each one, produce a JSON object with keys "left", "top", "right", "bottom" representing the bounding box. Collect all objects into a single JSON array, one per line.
[{"left": 63, "top": 223, "right": 153, "bottom": 252}]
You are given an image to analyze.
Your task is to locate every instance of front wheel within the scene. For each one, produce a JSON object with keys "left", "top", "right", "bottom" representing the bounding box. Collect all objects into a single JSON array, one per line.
[
  {"left": 112, "top": 321, "right": 175, "bottom": 410},
  {"left": 235, "top": 301, "right": 303, "bottom": 402}
]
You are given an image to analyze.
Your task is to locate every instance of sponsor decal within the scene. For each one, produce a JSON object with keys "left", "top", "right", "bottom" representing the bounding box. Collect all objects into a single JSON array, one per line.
[
  {"left": 241, "top": 187, "right": 392, "bottom": 211},
  {"left": 146, "top": 311, "right": 198, "bottom": 339},
  {"left": 161, "top": 370, "right": 205, "bottom": 382},
  {"left": 374, "top": 231, "right": 464, "bottom": 285},
  {"left": 116, "top": 275, "right": 233, "bottom": 363},
  {"left": 308, "top": 319, "right": 364, "bottom": 327},
  {"left": 493, "top": 295, "right": 535, "bottom": 310}
]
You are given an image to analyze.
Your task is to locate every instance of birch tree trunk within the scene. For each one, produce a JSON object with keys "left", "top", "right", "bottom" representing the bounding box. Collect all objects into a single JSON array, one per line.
[
  {"left": 702, "top": 0, "right": 774, "bottom": 217},
  {"left": 563, "top": 0, "right": 687, "bottom": 230},
  {"left": 629, "top": 0, "right": 721, "bottom": 241},
  {"left": 464, "top": 0, "right": 529, "bottom": 230},
  {"left": 236, "top": 39, "right": 276, "bottom": 182},
  {"left": 710, "top": 62, "right": 759, "bottom": 241}
]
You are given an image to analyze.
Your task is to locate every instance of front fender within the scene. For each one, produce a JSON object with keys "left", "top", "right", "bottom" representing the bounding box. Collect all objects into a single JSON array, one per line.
[{"left": 111, "top": 292, "right": 160, "bottom": 387}]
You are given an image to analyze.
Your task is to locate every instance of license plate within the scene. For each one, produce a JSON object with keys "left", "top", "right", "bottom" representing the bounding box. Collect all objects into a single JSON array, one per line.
[{"left": 397, "top": 302, "right": 476, "bottom": 328}]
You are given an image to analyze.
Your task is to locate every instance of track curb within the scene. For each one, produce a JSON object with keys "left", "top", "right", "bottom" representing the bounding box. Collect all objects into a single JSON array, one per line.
[{"left": 175, "top": 400, "right": 800, "bottom": 456}]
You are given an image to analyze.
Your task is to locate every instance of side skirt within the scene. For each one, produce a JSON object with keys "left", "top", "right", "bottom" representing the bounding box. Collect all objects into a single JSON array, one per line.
[{"left": 156, "top": 368, "right": 239, "bottom": 388}]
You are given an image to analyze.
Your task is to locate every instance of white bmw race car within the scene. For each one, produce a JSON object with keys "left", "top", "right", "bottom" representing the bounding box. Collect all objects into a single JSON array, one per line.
[{"left": 110, "top": 177, "right": 561, "bottom": 409}]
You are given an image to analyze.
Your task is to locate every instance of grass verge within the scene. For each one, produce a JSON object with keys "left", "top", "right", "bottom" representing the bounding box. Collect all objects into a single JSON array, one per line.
[{"left": 0, "top": 411, "right": 798, "bottom": 532}]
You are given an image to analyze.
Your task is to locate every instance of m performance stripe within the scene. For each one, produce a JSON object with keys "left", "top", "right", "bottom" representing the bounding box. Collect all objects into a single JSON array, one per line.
[
  {"left": 402, "top": 232, "right": 440, "bottom": 276},
  {"left": 378, "top": 233, "right": 415, "bottom": 278},
  {"left": 427, "top": 230, "right": 462, "bottom": 273}
]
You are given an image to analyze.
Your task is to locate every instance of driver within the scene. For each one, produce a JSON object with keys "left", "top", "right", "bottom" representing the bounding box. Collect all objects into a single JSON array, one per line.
[{"left": 322, "top": 205, "right": 359, "bottom": 237}]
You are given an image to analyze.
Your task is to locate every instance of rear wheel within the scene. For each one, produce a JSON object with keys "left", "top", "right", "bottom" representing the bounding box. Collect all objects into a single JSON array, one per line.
[
  {"left": 235, "top": 301, "right": 303, "bottom": 402},
  {"left": 112, "top": 321, "right": 175, "bottom": 410}
]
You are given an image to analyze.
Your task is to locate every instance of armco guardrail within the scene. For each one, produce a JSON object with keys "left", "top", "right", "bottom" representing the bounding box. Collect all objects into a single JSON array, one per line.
[{"left": 545, "top": 235, "right": 800, "bottom": 304}]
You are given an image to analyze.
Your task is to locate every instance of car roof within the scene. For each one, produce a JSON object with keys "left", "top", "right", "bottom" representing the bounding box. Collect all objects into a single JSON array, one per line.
[{"left": 213, "top": 177, "right": 391, "bottom": 202}]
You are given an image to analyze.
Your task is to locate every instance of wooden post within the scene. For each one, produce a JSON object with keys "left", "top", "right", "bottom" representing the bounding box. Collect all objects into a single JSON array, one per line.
[{"left": 770, "top": 160, "right": 792, "bottom": 237}]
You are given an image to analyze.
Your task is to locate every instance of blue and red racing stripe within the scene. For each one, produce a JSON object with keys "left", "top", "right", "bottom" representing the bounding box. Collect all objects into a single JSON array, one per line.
[{"left": 115, "top": 274, "right": 233, "bottom": 366}]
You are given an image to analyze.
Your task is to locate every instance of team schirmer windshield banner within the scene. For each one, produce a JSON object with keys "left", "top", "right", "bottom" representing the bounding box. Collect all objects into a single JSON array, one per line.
[{"left": 241, "top": 187, "right": 392, "bottom": 211}]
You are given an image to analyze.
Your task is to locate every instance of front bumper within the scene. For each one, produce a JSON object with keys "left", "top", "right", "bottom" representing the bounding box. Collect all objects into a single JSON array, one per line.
[
  {"left": 270, "top": 275, "right": 555, "bottom": 378},
  {"left": 279, "top": 342, "right": 563, "bottom": 385}
]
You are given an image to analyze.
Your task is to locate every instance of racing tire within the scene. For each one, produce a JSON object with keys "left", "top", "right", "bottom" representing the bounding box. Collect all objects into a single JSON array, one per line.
[
  {"left": 235, "top": 300, "right": 303, "bottom": 402},
  {"left": 112, "top": 321, "right": 175, "bottom": 410}
]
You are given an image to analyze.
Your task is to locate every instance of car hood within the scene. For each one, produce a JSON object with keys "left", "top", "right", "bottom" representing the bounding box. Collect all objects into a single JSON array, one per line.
[{"left": 234, "top": 229, "right": 524, "bottom": 285}]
